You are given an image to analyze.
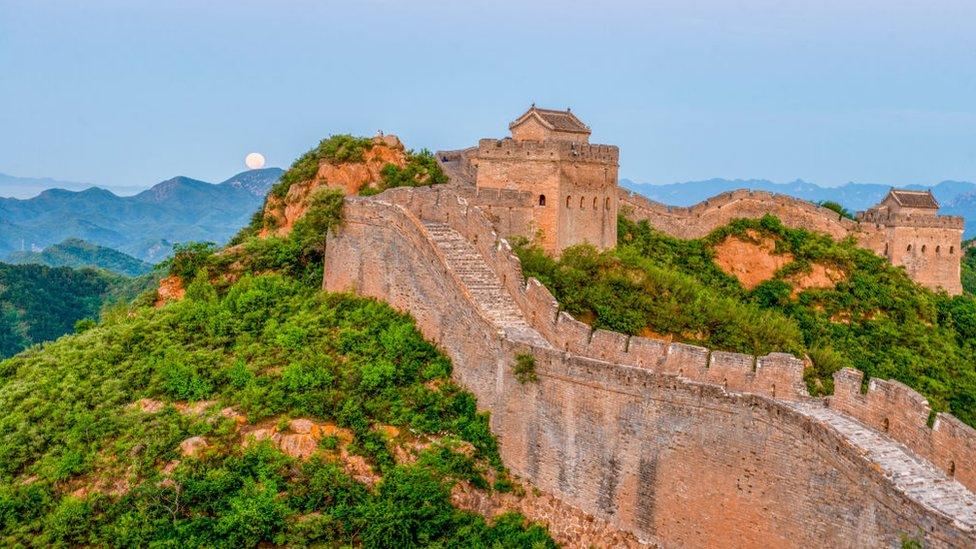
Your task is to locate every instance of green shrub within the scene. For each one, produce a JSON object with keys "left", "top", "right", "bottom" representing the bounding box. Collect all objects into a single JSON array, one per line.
[
  {"left": 0, "top": 258, "right": 553, "bottom": 545},
  {"left": 513, "top": 354, "right": 538, "bottom": 384}
]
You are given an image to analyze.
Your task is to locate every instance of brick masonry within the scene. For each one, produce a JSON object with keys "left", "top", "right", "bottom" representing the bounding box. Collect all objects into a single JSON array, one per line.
[{"left": 324, "top": 185, "right": 976, "bottom": 548}]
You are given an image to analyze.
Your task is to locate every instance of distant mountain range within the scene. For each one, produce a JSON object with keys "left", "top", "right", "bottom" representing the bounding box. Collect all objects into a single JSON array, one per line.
[
  {"left": 6, "top": 238, "right": 153, "bottom": 277},
  {"left": 621, "top": 178, "right": 976, "bottom": 238},
  {"left": 0, "top": 168, "right": 282, "bottom": 263},
  {"left": 0, "top": 172, "right": 146, "bottom": 199}
]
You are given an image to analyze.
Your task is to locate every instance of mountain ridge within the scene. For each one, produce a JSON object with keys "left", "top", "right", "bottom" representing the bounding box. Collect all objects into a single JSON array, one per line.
[{"left": 0, "top": 168, "right": 283, "bottom": 262}]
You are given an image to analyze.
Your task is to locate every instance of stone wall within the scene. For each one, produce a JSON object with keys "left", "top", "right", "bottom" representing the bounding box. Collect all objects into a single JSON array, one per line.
[
  {"left": 323, "top": 186, "right": 976, "bottom": 547},
  {"left": 617, "top": 188, "right": 859, "bottom": 240},
  {"left": 618, "top": 188, "right": 964, "bottom": 294}
]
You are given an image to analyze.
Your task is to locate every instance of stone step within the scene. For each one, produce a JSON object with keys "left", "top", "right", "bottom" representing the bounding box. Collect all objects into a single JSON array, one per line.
[{"left": 422, "top": 221, "right": 549, "bottom": 347}]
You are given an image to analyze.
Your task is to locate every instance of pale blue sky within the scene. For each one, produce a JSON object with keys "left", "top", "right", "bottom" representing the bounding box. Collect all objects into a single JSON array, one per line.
[{"left": 1, "top": 0, "right": 974, "bottom": 190}]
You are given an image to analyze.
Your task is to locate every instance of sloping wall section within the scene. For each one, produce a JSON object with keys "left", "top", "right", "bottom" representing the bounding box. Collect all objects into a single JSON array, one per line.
[{"left": 324, "top": 186, "right": 976, "bottom": 548}]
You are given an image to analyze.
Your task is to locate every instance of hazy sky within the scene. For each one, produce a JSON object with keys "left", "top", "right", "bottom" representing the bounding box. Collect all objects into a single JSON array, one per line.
[{"left": 1, "top": 0, "right": 974, "bottom": 190}]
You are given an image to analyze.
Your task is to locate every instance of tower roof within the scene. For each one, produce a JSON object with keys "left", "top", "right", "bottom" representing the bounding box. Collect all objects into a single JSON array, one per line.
[
  {"left": 510, "top": 106, "right": 591, "bottom": 135},
  {"left": 887, "top": 189, "right": 939, "bottom": 209}
]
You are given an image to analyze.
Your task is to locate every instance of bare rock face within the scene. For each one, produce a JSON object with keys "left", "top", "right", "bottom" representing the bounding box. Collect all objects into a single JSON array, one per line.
[
  {"left": 179, "top": 436, "right": 208, "bottom": 457},
  {"left": 712, "top": 231, "right": 793, "bottom": 290},
  {"left": 259, "top": 139, "right": 408, "bottom": 238},
  {"left": 154, "top": 275, "right": 185, "bottom": 307}
]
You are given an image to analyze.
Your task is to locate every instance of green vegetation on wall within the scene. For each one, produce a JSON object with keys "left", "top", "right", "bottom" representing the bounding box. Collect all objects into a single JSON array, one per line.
[
  {"left": 515, "top": 215, "right": 976, "bottom": 427},
  {"left": 962, "top": 241, "right": 976, "bottom": 295}
]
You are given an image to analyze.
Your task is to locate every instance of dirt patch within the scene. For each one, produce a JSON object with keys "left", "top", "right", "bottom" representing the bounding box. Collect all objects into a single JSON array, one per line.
[
  {"left": 241, "top": 418, "right": 380, "bottom": 486},
  {"left": 154, "top": 275, "right": 185, "bottom": 307},
  {"left": 712, "top": 231, "right": 793, "bottom": 290},
  {"left": 788, "top": 263, "right": 845, "bottom": 294}
]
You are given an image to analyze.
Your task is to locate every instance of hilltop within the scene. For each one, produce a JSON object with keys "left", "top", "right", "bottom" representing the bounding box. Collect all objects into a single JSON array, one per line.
[{"left": 0, "top": 135, "right": 595, "bottom": 547}]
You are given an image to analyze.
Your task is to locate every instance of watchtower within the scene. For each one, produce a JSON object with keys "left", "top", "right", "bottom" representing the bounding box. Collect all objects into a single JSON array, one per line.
[
  {"left": 472, "top": 106, "right": 619, "bottom": 255},
  {"left": 858, "top": 189, "right": 964, "bottom": 295}
]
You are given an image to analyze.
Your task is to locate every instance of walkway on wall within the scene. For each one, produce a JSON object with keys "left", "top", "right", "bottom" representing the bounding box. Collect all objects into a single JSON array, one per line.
[
  {"left": 422, "top": 220, "right": 549, "bottom": 348},
  {"left": 790, "top": 401, "right": 976, "bottom": 525}
]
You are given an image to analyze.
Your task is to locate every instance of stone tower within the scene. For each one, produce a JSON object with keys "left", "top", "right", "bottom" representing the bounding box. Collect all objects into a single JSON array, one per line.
[
  {"left": 858, "top": 189, "right": 964, "bottom": 295},
  {"left": 471, "top": 106, "right": 619, "bottom": 255}
]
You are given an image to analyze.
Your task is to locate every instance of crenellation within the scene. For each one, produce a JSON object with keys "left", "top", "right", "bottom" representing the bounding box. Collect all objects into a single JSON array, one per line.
[
  {"left": 707, "top": 351, "right": 756, "bottom": 391},
  {"left": 661, "top": 342, "right": 709, "bottom": 380},
  {"left": 554, "top": 311, "right": 594, "bottom": 353},
  {"left": 624, "top": 336, "right": 668, "bottom": 370},
  {"left": 754, "top": 353, "right": 808, "bottom": 401},
  {"left": 588, "top": 329, "right": 630, "bottom": 362}
]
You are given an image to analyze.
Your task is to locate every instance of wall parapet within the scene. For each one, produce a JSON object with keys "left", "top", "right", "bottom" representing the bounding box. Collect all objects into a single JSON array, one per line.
[
  {"left": 365, "top": 184, "right": 976, "bottom": 494},
  {"left": 830, "top": 368, "right": 976, "bottom": 491},
  {"left": 325, "top": 184, "right": 976, "bottom": 546},
  {"left": 857, "top": 209, "right": 965, "bottom": 229},
  {"left": 617, "top": 187, "right": 862, "bottom": 238},
  {"left": 476, "top": 138, "right": 619, "bottom": 164}
]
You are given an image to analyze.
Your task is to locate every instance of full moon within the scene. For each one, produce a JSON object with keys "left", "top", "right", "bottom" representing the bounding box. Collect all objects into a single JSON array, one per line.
[{"left": 245, "top": 152, "right": 266, "bottom": 170}]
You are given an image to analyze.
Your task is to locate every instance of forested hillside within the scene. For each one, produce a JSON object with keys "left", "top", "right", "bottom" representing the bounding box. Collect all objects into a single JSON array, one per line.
[
  {"left": 0, "top": 137, "right": 556, "bottom": 547},
  {"left": 7, "top": 239, "right": 153, "bottom": 276},
  {"left": 516, "top": 215, "right": 976, "bottom": 427},
  {"left": 0, "top": 263, "right": 153, "bottom": 359}
]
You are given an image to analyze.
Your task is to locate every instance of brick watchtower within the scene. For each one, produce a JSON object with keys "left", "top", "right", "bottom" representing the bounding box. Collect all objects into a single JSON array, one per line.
[
  {"left": 858, "top": 189, "right": 964, "bottom": 295},
  {"left": 471, "top": 106, "right": 619, "bottom": 256}
]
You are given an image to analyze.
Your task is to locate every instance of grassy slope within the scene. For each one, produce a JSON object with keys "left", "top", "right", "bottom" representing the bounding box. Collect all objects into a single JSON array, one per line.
[{"left": 516, "top": 215, "right": 976, "bottom": 426}]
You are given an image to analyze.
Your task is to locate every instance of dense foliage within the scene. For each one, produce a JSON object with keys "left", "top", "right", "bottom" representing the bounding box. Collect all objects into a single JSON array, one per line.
[
  {"left": 6, "top": 238, "right": 153, "bottom": 277},
  {"left": 962, "top": 241, "right": 976, "bottom": 295},
  {"left": 817, "top": 200, "right": 855, "bottom": 220},
  {"left": 270, "top": 135, "right": 374, "bottom": 199},
  {"left": 0, "top": 190, "right": 554, "bottom": 546},
  {"left": 0, "top": 263, "right": 153, "bottom": 360},
  {"left": 516, "top": 215, "right": 976, "bottom": 426}
]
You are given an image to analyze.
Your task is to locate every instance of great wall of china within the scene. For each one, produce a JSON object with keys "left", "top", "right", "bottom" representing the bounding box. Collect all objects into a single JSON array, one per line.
[{"left": 321, "top": 108, "right": 976, "bottom": 547}]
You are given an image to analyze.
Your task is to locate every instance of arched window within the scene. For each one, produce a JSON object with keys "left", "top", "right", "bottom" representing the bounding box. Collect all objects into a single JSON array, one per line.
[
  {"left": 949, "top": 461, "right": 956, "bottom": 478},
  {"left": 922, "top": 245, "right": 927, "bottom": 253},
  {"left": 605, "top": 197, "right": 610, "bottom": 210},
  {"left": 579, "top": 196, "right": 585, "bottom": 208},
  {"left": 592, "top": 197, "right": 597, "bottom": 209},
  {"left": 951, "top": 246, "right": 956, "bottom": 255},
  {"left": 566, "top": 196, "right": 571, "bottom": 208},
  {"left": 884, "top": 243, "right": 889, "bottom": 256},
  {"left": 882, "top": 418, "right": 890, "bottom": 432},
  {"left": 538, "top": 194, "right": 546, "bottom": 206},
  {"left": 907, "top": 244, "right": 913, "bottom": 252},
  {"left": 937, "top": 245, "right": 941, "bottom": 254}
]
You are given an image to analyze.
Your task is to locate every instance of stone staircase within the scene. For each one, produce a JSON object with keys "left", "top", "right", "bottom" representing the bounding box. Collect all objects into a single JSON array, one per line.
[
  {"left": 422, "top": 221, "right": 549, "bottom": 347},
  {"left": 790, "top": 401, "right": 976, "bottom": 527}
]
